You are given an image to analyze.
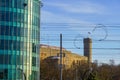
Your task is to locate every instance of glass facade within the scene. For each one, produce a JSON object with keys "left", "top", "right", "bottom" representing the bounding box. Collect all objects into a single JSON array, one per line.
[{"left": 0, "top": 0, "right": 40, "bottom": 80}]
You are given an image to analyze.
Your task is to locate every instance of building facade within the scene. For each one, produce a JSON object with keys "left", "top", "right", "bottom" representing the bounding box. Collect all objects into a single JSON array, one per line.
[
  {"left": 0, "top": 0, "right": 40, "bottom": 80},
  {"left": 40, "top": 44, "right": 88, "bottom": 68}
]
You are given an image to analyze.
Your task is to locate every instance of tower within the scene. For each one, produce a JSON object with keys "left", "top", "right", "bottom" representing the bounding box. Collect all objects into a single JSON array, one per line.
[
  {"left": 0, "top": 0, "right": 40, "bottom": 80},
  {"left": 84, "top": 38, "right": 92, "bottom": 66}
]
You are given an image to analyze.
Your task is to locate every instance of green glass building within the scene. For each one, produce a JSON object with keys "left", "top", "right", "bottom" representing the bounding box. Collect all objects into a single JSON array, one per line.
[{"left": 0, "top": 0, "right": 40, "bottom": 80}]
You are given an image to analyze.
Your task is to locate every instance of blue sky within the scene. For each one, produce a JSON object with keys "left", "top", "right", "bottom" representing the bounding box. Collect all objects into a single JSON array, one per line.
[{"left": 41, "top": 0, "right": 120, "bottom": 64}]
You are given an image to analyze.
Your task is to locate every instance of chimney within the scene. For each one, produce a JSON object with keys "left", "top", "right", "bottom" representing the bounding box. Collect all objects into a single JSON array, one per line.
[{"left": 83, "top": 38, "right": 92, "bottom": 66}]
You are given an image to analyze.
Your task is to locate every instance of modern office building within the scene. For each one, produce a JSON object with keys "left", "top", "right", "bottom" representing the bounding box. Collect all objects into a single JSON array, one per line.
[{"left": 0, "top": 0, "right": 40, "bottom": 80}]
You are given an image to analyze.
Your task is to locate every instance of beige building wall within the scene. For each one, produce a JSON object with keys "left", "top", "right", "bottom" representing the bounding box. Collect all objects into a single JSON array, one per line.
[{"left": 40, "top": 44, "right": 88, "bottom": 68}]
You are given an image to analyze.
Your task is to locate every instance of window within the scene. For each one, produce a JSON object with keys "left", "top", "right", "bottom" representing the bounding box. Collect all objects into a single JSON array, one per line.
[
  {"left": 32, "top": 43, "right": 36, "bottom": 53},
  {"left": 0, "top": 40, "right": 25, "bottom": 51},
  {"left": 0, "top": 69, "right": 8, "bottom": 79},
  {"left": 0, "top": 11, "right": 6, "bottom": 21},
  {"left": 16, "top": 55, "right": 23, "bottom": 65},
  {"left": 0, "top": 54, "right": 11, "bottom": 64},
  {"left": 0, "top": 54, "right": 4, "bottom": 64},
  {"left": 0, "top": 11, "right": 23, "bottom": 22},
  {"left": 32, "top": 57, "right": 36, "bottom": 66},
  {"left": 0, "top": 26, "right": 27, "bottom": 37},
  {"left": 0, "top": 0, "right": 5, "bottom": 7},
  {"left": 32, "top": 71, "right": 38, "bottom": 80}
]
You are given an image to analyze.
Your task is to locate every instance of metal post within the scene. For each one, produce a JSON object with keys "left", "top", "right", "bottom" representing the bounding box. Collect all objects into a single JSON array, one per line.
[
  {"left": 23, "top": 2, "right": 27, "bottom": 80},
  {"left": 60, "top": 34, "right": 62, "bottom": 80}
]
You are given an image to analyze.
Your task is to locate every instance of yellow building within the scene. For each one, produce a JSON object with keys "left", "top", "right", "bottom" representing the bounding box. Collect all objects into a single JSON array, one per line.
[{"left": 40, "top": 44, "right": 88, "bottom": 68}]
